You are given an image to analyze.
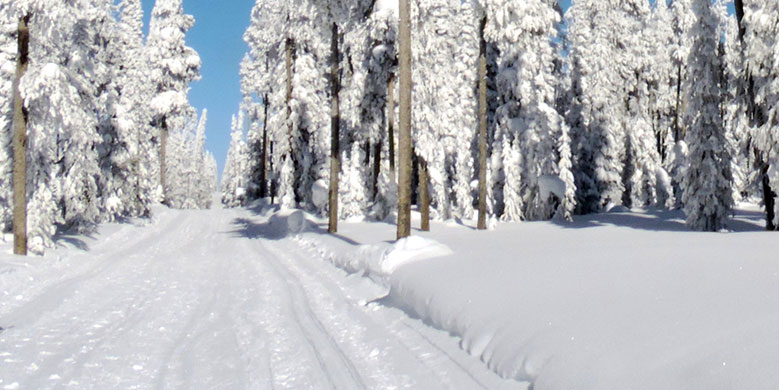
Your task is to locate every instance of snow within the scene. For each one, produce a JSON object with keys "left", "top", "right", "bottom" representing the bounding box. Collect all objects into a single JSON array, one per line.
[
  {"left": 537, "top": 174, "right": 566, "bottom": 201},
  {"left": 383, "top": 236, "right": 453, "bottom": 274},
  {"left": 312, "top": 179, "right": 329, "bottom": 210},
  {"left": 3, "top": 195, "right": 779, "bottom": 390},
  {"left": 374, "top": 0, "right": 398, "bottom": 18},
  {"left": 295, "top": 205, "right": 779, "bottom": 390},
  {"left": 149, "top": 90, "right": 187, "bottom": 116},
  {"left": 0, "top": 204, "right": 515, "bottom": 389}
]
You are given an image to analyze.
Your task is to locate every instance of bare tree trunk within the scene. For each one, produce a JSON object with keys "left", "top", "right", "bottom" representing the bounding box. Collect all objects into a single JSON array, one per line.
[
  {"left": 285, "top": 37, "right": 297, "bottom": 177},
  {"left": 397, "top": 0, "right": 412, "bottom": 240},
  {"left": 260, "top": 96, "right": 269, "bottom": 198},
  {"left": 418, "top": 156, "right": 430, "bottom": 231},
  {"left": 372, "top": 141, "right": 381, "bottom": 200},
  {"left": 159, "top": 116, "right": 168, "bottom": 204},
  {"left": 328, "top": 23, "right": 341, "bottom": 234},
  {"left": 270, "top": 141, "right": 276, "bottom": 205},
  {"left": 387, "top": 73, "right": 396, "bottom": 177},
  {"left": 477, "top": 17, "right": 488, "bottom": 231},
  {"left": 673, "top": 64, "right": 682, "bottom": 142},
  {"left": 12, "top": 15, "right": 30, "bottom": 256}
]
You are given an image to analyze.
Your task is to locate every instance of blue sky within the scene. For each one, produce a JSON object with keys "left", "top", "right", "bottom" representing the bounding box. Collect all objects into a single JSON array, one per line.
[{"left": 137, "top": 0, "right": 732, "bottom": 176}]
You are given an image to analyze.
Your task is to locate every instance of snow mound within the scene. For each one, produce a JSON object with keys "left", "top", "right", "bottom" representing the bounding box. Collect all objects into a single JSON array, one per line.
[
  {"left": 312, "top": 180, "right": 329, "bottom": 210},
  {"left": 383, "top": 237, "right": 453, "bottom": 274},
  {"left": 295, "top": 235, "right": 452, "bottom": 287},
  {"left": 286, "top": 211, "right": 308, "bottom": 234}
]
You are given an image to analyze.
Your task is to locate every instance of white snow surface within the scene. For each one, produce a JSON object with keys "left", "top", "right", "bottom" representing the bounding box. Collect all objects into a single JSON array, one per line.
[
  {"left": 0, "top": 203, "right": 516, "bottom": 390},
  {"left": 295, "top": 204, "right": 779, "bottom": 390}
]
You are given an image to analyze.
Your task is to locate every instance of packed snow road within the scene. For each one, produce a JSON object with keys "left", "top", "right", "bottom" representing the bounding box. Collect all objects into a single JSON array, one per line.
[{"left": 0, "top": 205, "right": 517, "bottom": 390}]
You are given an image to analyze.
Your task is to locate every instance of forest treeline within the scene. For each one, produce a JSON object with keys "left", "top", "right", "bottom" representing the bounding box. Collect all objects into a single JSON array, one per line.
[
  {"left": 2, "top": 0, "right": 216, "bottom": 254},
  {"left": 227, "top": 0, "right": 778, "bottom": 235}
]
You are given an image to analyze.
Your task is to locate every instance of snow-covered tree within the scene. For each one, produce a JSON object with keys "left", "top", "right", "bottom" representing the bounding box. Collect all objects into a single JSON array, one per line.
[
  {"left": 681, "top": 0, "right": 733, "bottom": 231},
  {"left": 743, "top": 0, "right": 779, "bottom": 227},
  {"left": 106, "top": 0, "right": 157, "bottom": 218},
  {"left": 411, "top": 0, "right": 479, "bottom": 221},
  {"left": 222, "top": 112, "right": 250, "bottom": 208},
  {"left": 147, "top": 0, "right": 201, "bottom": 202}
]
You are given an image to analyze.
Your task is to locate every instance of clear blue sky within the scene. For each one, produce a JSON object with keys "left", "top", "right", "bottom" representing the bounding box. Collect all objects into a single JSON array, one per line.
[{"left": 137, "top": 0, "right": 732, "bottom": 176}]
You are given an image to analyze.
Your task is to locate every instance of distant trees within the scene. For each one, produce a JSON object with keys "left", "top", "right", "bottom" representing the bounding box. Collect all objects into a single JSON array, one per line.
[{"left": 1, "top": 0, "right": 214, "bottom": 254}]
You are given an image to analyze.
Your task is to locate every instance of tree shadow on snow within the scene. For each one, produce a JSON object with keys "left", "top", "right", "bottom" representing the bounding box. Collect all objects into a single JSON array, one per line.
[
  {"left": 54, "top": 234, "right": 92, "bottom": 251},
  {"left": 557, "top": 207, "right": 765, "bottom": 233},
  {"left": 227, "top": 205, "right": 362, "bottom": 246}
]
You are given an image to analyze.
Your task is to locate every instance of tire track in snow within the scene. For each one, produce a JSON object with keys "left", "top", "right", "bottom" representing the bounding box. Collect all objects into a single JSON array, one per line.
[
  {"left": 280, "top": 237, "right": 499, "bottom": 390},
  {"left": 251, "top": 238, "right": 368, "bottom": 390}
]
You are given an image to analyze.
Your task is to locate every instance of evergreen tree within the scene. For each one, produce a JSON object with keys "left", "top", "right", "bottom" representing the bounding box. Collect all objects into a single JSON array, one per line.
[
  {"left": 147, "top": 0, "right": 201, "bottom": 203},
  {"left": 743, "top": 0, "right": 779, "bottom": 227},
  {"left": 682, "top": 0, "right": 733, "bottom": 231}
]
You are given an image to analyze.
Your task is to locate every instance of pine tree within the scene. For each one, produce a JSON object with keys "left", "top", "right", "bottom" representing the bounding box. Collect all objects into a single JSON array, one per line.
[
  {"left": 681, "top": 0, "right": 733, "bottom": 232},
  {"left": 147, "top": 0, "right": 201, "bottom": 203},
  {"left": 222, "top": 112, "right": 249, "bottom": 208},
  {"left": 109, "top": 0, "right": 156, "bottom": 218}
]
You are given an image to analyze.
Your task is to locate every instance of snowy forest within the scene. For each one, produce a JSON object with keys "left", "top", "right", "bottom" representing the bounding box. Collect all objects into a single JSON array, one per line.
[
  {"left": 2, "top": 0, "right": 779, "bottom": 253},
  {"left": 1, "top": 0, "right": 218, "bottom": 254},
  {"left": 4, "top": 1, "right": 779, "bottom": 389},
  {"left": 227, "top": 0, "right": 779, "bottom": 237}
]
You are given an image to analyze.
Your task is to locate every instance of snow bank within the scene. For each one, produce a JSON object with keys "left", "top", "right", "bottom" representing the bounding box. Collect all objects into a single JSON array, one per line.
[
  {"left": 297, "top": 207, "right": 779, "bottom": 390},
  {"left": 295, "top": 228, "right": 452, "bottom": 286}
]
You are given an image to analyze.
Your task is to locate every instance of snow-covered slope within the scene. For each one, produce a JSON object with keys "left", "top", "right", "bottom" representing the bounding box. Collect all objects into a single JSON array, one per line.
[{"left": 296, "top": 204, "right": 779, "bottom": 390}]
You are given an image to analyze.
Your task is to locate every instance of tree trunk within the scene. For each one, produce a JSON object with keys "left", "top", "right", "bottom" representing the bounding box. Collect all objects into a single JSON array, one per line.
[
  {"left": 260, "top": 96, "right": 269, "bottom": 198},
  {"left": 387, "top": 73, "right": 396, "bottom": 177},
  {"left": 477, "top": 17, "right": 488, "bottom": 231},
  {"left": 372, "top": 141, "right": 381, "bottom": 199},
  {"left": 159, "top": 116, "right": 168, "bottom": 204},
  {"left": 734, "top": 0, "right": 746, "bottom": 41},
  {"left": 419, "top": 156, "right": 430, "bottom": 231},
  {"left": 285, "top": 37, "right": 297, "bottom": 180},
  {"left": 673, "top": 64, "right": 682, "bottom": 142},
  {"left": 397, "top": 0, "right": 412, "bottom": 240},
  {"left": 12, "top": 15, "right": 30, "bottom": 256},
  {"left": 328, "top": 23, "right": 341, "bottom": 234},
  {"left": 762, "top": 163, "right": 776, "bottom": 230},
  {"left": 270, "top": 141, "right": 276, "bottom": 205}
]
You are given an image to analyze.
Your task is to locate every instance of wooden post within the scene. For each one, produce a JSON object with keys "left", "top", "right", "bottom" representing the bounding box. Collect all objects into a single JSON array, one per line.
[{"left": 12, "top": 15, "right": 31, "bottom": 256}]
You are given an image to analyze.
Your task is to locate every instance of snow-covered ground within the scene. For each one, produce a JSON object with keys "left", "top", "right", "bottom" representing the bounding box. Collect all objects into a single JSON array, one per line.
[
  {"left": 3, "top": 202, "right": 778, "bottom": 390},
  {"left": 0, "top": 203, "right": 517, "bottom": 390},
  {"left": 295, "top": 204, "right": 779, "bottom": 390}
]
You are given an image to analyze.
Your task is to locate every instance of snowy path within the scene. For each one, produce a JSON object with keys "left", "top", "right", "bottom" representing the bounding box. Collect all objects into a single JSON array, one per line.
[{"left": 0, "top": 206, "right": 517, "bottom": 390}]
